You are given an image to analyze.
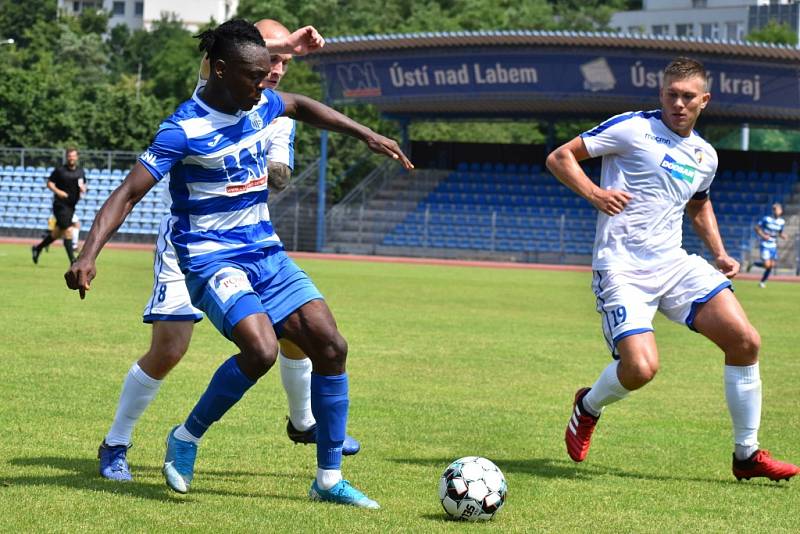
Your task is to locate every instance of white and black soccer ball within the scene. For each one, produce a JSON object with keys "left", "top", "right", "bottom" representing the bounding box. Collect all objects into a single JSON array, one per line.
[{"left": 438, "top": 456, "right": 507, "bottom": 521}]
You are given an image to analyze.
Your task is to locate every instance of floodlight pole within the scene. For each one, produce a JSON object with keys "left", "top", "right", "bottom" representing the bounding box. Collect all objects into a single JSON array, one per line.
[
  {"left": 399, "top": 118, "right": 410, "bottom": 154},
  {"left": 316, "top": 128, "right": 329, "bottom": 252},
  {"left": 740, "top": 123, "right": 750, "bottom": 151}
]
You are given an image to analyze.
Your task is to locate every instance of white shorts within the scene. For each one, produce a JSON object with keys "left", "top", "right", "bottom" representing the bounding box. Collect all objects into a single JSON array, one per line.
[
  {"left": 142, "top": 215, "right": 203, "bottom": 323},
  {"left": 592, "top": 253, "right": 731, "bottom": 358}
]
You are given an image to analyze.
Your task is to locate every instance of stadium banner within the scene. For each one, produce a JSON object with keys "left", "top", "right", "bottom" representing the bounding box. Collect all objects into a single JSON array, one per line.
[{"left": 321, "top": 51, "right": 800, "bottom": 110}]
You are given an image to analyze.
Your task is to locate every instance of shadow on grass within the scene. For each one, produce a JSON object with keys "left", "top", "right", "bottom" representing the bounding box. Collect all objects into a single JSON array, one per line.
[
  {"left": 392, "top": 456, "right": 793, "bottom": 489},
  {"left": 5, "top": 456, "right": 308, "bottom": 502}
]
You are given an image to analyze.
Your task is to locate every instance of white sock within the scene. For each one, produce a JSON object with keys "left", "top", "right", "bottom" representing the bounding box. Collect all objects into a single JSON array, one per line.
[
  {"left": 583, "top": 360, "right": 630, "bottom": 417},
  {"left": 316, "top": 468, "right": 342, "bottom": 490},
  {"left": 105, "top": 363, "right": 162, "bottom": 446},
  {"left": 174, "top": 424, "right": 202, "bottom": 445},
  {"left": 725, "top": 363, "right": 761, "bottom": 461},
  {"left": 279, "top": 353, "right": 316, "bottom": 431}
]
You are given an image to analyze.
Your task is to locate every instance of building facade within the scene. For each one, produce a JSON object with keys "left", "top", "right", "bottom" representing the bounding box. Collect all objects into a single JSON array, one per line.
[
  {"left": 611, "top": 0, "right": 799, "bottom": 42},
  {"left": 58, "top": 0, "right": 237, "bottom": 32}
]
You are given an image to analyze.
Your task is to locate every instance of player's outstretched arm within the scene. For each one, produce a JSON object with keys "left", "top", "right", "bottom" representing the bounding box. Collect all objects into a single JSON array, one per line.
[
  {"left": 546, "top": 136, "right": 632, "bottom": 216},
  {"left": 279, "top": 92, "right": 413, "bottom": 170},
  {"left": 265, "top": 26, "right": 324, "bottom": 56},
  {"left": 686, "top": 197, "right": 739, "bottom": 278},
  {"left": 65, "top": 162, "right": 156, "bottom": 299}
]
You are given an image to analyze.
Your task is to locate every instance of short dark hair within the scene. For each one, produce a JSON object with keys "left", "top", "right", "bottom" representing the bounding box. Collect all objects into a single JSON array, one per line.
[
  {"left": 195, "top": 19, "right": 265, "bottom": 64},
  {"left": 664, "top": 57, "right": 708, "bottom": 89},
  {"left": 65, "top": 147, "right": 78, "bottom": 155}
]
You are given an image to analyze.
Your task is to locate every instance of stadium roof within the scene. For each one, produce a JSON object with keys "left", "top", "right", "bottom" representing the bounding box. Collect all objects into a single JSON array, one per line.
[
  {"left": 305, "top": 31, "right": 800, "bottom": 124},
  {"left": 317, "top": 30, "right": 800, "bottom": 63}
]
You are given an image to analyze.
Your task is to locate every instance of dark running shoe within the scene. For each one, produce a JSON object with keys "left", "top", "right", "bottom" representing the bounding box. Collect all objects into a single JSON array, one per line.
[
  {"left": 286, "top": 418, "right": 361, "bottom": 456},
  {"left": 31, "top": 246, "right": 41, "bottom": 265}
]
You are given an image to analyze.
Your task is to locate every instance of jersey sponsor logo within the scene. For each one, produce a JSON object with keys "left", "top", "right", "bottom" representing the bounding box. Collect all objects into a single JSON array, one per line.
[
  {"left": 222, "top": 139, "right": 269, "bottom": 184},
  {"left": 659, "top": 154, "right": 696, "bottom": 183},
  {"left": 140, "top": 150, "right": 157, "bottom": 166},
  {"left": 225, "top": 175, "right": 266, "bottom": 193},
  {"left": 208, "top": 133, "right": 223, "bottom": 147},
  {"left": 644, "top": 133, "right": 671, "bottom": 146},
  {"left": 210, "top": 267, "right": 250, "bottom": 303}
]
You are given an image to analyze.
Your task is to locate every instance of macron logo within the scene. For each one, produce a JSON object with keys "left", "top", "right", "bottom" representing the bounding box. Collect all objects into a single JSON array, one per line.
[
  {"left": 660, "top": 154, "right": 696, "bottom": 184},
  {"left": 208, "top": 134, "right": 223, "bottom": 147},
  {"left": 140, "top": 151, "right": 157, "bottom": 166}
]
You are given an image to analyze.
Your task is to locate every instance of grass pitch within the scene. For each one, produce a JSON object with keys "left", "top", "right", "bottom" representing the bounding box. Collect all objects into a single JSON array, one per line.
[{"left": 0, "top": 243, "right": 797, "bottom": 533}]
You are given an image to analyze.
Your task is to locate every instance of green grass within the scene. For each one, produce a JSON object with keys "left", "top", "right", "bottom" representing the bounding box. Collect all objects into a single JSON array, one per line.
[{"left": 0, "top": 243, "right": 798, "bottom": 533}]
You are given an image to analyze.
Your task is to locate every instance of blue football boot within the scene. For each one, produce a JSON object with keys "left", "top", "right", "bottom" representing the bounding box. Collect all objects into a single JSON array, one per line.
[
  {"left": 309, "top": 479, "right": 380, "bottom": 509},
  {"left": 98, "top": 441, "right": 132, "bottom": 481},
  {"left": 286, "top": 418, "right": 361, "bottom": 456},
  {"left": 162, "top": 426, "right": 197, "bottom": 494}
]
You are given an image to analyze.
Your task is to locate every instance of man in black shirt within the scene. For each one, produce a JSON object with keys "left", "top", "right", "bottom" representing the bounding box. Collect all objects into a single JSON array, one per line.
[{"left": 32, "top": 147, "right": 86, "bottom": 264}]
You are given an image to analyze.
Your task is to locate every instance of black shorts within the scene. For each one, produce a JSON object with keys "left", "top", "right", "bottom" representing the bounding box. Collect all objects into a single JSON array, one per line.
[{"left": 53, "top": 203, "right": 75, "bottom": 230}]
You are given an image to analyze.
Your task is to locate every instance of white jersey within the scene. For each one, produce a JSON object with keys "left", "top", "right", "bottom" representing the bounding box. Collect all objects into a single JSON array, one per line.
[{"left": 581, "top": 110, "right": 718, "bottom": 271}]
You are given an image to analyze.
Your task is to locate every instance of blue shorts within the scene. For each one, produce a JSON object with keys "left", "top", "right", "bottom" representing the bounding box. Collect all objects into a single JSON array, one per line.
[
  {"left": 185, "top": 246, "right": 323, "bottom": 339},
  {"left": 760, "top": 243, "right": 778, "bottom": 262}
]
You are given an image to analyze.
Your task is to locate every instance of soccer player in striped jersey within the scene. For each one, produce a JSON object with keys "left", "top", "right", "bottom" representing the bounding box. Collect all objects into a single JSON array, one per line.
[
  {"left": 547, "top": 57, "right": 798, "bottom": 482},
  {"left": 748, "top": 203, "right": 786, "bottom": 288},
  {"left": 96, "top": 19, "right": 359, "bottom": 484},
  {"left": 66, "top": 19, "right": 412, "bottom": 508}
]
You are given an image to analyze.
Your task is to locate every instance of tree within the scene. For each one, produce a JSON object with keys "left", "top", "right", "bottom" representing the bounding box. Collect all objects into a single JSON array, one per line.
[
  {"left": 746, "top": 20, "right": 798, "bottom": 46},
  {"left": 0, "top": 0, "right": 56, "bottom": 47}
]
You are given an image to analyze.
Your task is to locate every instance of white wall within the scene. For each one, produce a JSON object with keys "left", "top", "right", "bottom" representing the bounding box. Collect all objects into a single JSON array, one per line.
[
  {"left": 143, "top": 0, "right": 238, "bottom": 32},
  {"left": 612, "top": 5, "right": 750, "bottom": 40}
]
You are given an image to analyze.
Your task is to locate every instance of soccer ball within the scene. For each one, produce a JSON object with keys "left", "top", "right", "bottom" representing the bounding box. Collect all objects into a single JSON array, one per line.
[{"left": 438, "top": 456, "right": 507, "bottom": 521}]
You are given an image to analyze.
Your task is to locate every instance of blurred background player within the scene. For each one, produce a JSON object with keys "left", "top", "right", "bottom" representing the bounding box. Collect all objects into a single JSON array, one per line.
[
  {"left": 39, "top": 213, "right": 81, "bottom": 257},
  {"left": 748, "top": 202, "right": 786, "bottom": 288},
  {"left": 32, "top": 147, "right": 86, "bottom": 265},
  {"left": 97, "top": 19, "right": 359, "bottom": 483},
  {"left": 67, "top": 19, "right": 412, "bottom": 508},
  {"left": 547, "top": 57, "right": 798, "bottom": 482}
]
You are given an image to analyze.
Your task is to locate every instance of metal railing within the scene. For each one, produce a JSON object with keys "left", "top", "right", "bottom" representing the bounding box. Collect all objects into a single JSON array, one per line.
[
  {"left": 0, "top": 147, "right": 139, "bottom": 173},
  {"left": 325, "top": 159, "right": 398, "bottom": 242},
  {"left": 268, "top": 159, "right": 321, "bottom": 252}
]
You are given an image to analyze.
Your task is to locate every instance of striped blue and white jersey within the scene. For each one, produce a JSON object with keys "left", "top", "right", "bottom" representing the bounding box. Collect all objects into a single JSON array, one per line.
[
  {"left": 757, "top": 215, "right": 785, "bottom": 249},
  {"left": 138, "top": 88, "right": 286, "bottom": 273},
  {"left": 581, "top": 110, "right": 718, "bottom": 271}
]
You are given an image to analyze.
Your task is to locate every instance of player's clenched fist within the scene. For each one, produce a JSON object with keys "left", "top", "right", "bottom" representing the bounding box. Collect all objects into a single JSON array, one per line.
[
  {"left": 285, "top": 26, "right": 324, "bottom": 56},
  {"left": 590, "top": 188, "right": 633, "bottom": 216}
]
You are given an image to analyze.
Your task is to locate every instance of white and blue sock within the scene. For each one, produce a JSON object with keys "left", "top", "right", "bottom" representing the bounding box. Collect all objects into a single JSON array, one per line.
[
  {"left": 725, "top": 363, "right": 761, "bottom": 461},
  {"left": 311, "top": 373, "right": 348, "bottom": 489},
  {"left": 183, "top": 356, "right": 256, "bottom": 440}
]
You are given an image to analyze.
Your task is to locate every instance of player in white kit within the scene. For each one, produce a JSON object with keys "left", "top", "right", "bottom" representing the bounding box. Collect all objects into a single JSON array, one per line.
[
  {"left": 547, "top": 57, "right": 798, "bottom": 481},
  {"left": 97, "top": 19, "right": 358, "bottom": 482}
]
